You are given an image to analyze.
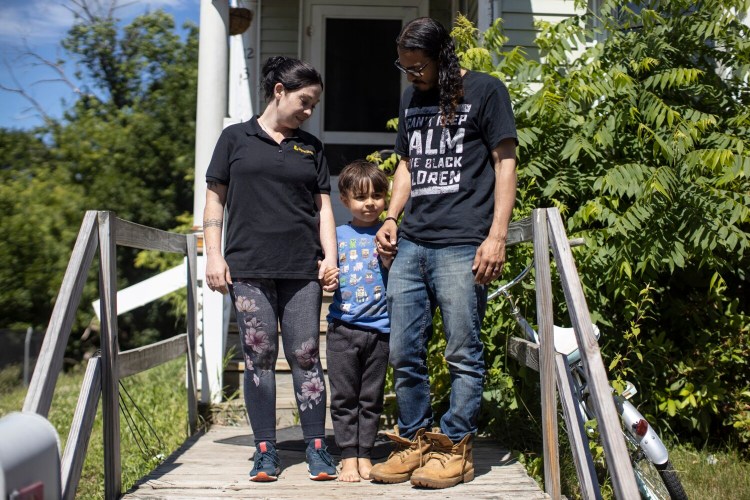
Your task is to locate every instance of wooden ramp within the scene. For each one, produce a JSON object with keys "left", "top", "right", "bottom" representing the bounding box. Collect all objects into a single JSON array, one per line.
[{"left": 123, "top": 425, "right": 549, "bottom": 499}]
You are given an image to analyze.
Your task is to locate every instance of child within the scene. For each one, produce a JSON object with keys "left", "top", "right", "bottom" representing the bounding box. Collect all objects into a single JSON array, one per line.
[{"left": 323, "top": 160, "right": 392, "bottom": 482}]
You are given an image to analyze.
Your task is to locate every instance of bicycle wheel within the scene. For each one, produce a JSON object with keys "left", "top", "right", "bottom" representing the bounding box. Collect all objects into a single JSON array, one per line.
[
  {"left": 655, "top": 460, "right": 688, "bottom": 500},
  {"left": 627, "top": 434, "right": 688, "bottom": 500}
]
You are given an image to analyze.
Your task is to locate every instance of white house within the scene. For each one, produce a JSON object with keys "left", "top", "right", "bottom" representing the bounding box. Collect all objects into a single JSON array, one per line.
[{"left": 192, "top": 0, "right": 583, "bottom": 402}]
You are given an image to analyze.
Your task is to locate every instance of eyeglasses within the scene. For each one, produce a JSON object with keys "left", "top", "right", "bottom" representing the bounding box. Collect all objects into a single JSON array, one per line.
[{"left": 394, "top": 58, "right": 430, "bottom": 77}]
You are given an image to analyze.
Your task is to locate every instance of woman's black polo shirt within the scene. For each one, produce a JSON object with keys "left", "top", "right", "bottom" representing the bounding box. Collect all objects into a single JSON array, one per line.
[{"left": 206, "top": 116, "right": 331, "bottom": 279}]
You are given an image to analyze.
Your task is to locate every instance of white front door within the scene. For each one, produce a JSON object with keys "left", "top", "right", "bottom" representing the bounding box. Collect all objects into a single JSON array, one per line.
[{"left": 306, "top": 3, "right": 425, "bottom": 175}]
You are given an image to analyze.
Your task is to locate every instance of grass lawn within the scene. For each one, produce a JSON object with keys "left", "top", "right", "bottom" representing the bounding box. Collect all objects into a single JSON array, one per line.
[
  {"left": 0, "top": 358, "right": 189, "bottom": 499},
  {"left": 670, "top": 445, "right": 750, "bottom": 499},
  {"left": 554, "top": 435, "right": 750, "bottom": 499}
]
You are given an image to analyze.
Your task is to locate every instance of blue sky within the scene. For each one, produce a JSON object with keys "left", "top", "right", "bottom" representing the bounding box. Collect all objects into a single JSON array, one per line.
[{"left": 0, "top": 0, "right": 199, "bottom": 130}]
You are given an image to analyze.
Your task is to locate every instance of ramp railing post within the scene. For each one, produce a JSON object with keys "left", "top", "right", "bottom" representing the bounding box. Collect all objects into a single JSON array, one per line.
[
  {"left": 98, "top": 211, "right": 122, "bottom": 500},
  {"left": 533, "top": 208, "right": 561, "bottom": 498}
]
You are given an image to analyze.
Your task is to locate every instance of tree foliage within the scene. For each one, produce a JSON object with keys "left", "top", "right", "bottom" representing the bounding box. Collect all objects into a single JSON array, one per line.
[
  {"left": 0, "top": 131, "right": 87, "bottom": 329},
  {"left": 447, "top": 0, "right": 750, "bottom": 448},
  {"left": 0, "top": 7, "right": 197, "bottom": 356}
]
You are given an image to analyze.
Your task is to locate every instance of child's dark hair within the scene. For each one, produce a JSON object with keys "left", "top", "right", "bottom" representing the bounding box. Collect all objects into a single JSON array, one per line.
[
  {"left": 261, "top": 56, "right": 324, "bottom": 102},
  {"left": 338, "top": 160, "right": 389, "bottom": 197}
]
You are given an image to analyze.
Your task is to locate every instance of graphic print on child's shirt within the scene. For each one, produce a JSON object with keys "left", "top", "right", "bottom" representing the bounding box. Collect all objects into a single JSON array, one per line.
[{"left": 328, "top": 224, "right": 389, "bottom": 333}]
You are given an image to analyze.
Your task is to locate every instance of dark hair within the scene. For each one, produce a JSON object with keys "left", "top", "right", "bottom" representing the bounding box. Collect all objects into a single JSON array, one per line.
[
  {"left": 261, "top": 56, "right": 324, "bottom": 102},
  {"left": 338, "top": 160, "right": 389, "bottom": 197},
  {"left": 397, "top": 17, "right": 463, "bottom": 126}
]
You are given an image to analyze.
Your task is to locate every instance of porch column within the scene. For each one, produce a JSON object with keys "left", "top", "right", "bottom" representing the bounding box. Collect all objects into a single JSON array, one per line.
[{"left": 194, "top": 0, "right": 229, "bottom": 404}]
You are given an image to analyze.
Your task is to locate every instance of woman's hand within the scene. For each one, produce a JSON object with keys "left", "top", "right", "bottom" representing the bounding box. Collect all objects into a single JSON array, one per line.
[
  {"left": 321, "top": 265, "right": 340, "bottom": 291},
  {"left": 318, "top": 258, "right": 339, "bottom": 292},
  {"left": 205, "top": 253, "right": 232, "bottom": 294}
]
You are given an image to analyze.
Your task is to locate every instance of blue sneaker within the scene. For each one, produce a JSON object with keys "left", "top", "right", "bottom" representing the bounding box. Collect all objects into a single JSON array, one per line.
[
  {"left": 306, "top": 438, "right": 337, "bottom": 480},
  {"left": 250, "top": 441, "right": 280, "bottom": 482}
]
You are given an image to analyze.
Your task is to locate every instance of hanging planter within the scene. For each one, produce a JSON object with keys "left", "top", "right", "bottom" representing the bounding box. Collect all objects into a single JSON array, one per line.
[{"left": 229, "top": 7, "right": 253, "bottom": 36}]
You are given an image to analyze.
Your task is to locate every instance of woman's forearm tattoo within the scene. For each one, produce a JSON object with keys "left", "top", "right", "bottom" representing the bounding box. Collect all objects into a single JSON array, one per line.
[{"left": 203, "top": 218, "right": 223, "bottom": 228}]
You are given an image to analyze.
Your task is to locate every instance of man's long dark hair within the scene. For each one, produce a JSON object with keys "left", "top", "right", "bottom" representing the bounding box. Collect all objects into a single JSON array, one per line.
[{"left": 397, "top": 17, "right": 463, "bottom": 125}]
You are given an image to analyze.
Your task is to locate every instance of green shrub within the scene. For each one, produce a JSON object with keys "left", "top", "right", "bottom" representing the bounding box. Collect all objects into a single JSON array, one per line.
[{"left": 450, "top": 0, "right": 749, "bottom": 449}]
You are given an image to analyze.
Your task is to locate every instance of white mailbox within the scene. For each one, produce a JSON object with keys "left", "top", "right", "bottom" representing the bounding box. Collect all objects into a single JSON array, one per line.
[{"left": 0, "top": 412, "right": 61, "bottom": 500}]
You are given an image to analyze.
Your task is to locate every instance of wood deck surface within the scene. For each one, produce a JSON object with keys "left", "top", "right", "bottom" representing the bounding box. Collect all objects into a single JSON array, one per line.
[{"left": 123, "top": 425, "right": 549, "bottom": 499}]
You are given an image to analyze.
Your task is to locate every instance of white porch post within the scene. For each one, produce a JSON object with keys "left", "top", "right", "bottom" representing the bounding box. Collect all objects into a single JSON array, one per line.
[{"left": 194, "top": 0, "right": 229, "bottom": 404}]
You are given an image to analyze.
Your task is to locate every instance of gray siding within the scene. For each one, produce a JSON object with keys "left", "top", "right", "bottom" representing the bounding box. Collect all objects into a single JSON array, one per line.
[
  {"left": 498, "top": 0, "right": 580, "bottom": 60},
  {"left": 260, "top": 0, "right": 299, "bottom": 62}
]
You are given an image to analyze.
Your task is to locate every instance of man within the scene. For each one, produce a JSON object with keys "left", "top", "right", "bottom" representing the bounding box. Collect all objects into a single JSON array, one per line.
[{"left": 370, "top": 17, "right": 517, "bottom": 489}]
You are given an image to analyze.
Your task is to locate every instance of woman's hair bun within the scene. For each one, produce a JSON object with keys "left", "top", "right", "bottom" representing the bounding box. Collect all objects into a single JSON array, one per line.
[{"left": 262, "top": 56, "right": 287, "bottom": 78}]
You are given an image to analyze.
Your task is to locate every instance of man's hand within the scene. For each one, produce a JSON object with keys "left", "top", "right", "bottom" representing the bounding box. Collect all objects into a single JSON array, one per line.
[
  {"left": 380, "top": 254, "right": 394, "bottom": 270},
  {"left": 472, "top": 235, "right": 507, "bottom": 285},
  {"left": 376, "top": 218, "right": 399, "bottom": 259}
]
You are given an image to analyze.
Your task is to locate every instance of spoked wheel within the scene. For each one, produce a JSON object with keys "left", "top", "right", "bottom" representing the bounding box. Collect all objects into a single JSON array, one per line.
[
  {"left": 654, "top": 460, "right": 688, "bottom": 500},
  {"left": 628, "top": 437, "right": 688, "bottom": 500},
  {"left": 632, "top": 451, "right": 670, "bottom": 500}
]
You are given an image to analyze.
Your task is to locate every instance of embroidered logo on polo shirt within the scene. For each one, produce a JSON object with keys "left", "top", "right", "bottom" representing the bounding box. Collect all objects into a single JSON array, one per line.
[{"left": 293, "top": 145, "right": 314, "bottom": 156}]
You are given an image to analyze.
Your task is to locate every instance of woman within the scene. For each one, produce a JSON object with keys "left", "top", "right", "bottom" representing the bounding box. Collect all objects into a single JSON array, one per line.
[{"left": 203, "top": 56, "right": 339, "bottom": 482}]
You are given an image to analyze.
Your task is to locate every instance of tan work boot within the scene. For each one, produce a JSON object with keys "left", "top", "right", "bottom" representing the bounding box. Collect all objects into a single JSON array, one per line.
[
  {"left": 369, "top": 428, "right": 430, "bottom": 483},
  {"left": 410, "top": 432, "right": 474, "bottom": 489}
]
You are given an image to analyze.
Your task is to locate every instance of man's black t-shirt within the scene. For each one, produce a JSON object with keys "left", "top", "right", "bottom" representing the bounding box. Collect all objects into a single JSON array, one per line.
[
  {"left": 394, "top": 70, "right": 517, "bottom": 245},
  {"left": 206, "top": 117, "right": 331, "bottom": 279}
]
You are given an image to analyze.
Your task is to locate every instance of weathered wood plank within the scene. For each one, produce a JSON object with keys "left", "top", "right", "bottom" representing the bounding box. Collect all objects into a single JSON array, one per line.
[
  {"left": 507, "top": 339, "right": 601, "bottom": 499},
  {"left": 24, "top": 211, "right": 99, "bottom": 416},
  {"left": 546, "top": 208, "right": 638, "bottom": 498},
  {"left": 118, "top": 334, "right": 188, "bottom": 379},
  {"left": 62, "top": 356, "right": 101, "bottom": 500},
  {"left": 114, "top": 217, "right": 187, "bottom": 253},
  {"left": 555, "top": 354, "right": 601, "bottom": 500},
  {"left": 508, "top": 336, "right": 540, "bottom": 371},
  {"left": 533, "top": 209, "right": 561, "bottom": 499},
  {"left": 507, "top": 217, "right": 533, "bottom": 247},
  {"left": 123, "top": 426, "right": 549, "bottom": 499},
  {"left": 98, "top": 211, "right": 122, "bottom": 499},
  {"left": 186, "top": 233, "right": 198, "bottom": 434}
]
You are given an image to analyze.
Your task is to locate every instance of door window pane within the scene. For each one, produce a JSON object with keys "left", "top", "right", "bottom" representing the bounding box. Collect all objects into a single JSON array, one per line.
[{"left": 324, "top": 19, "right": 401, "bottom": 132}]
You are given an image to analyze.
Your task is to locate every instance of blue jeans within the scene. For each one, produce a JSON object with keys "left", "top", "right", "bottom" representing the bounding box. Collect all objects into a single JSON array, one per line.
[{"left": 387, "top": 238, "right": 488, "bottom": 442}]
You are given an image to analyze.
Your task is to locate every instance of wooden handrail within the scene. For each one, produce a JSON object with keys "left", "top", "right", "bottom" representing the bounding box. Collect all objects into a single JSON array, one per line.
[
  {"left": 114, "top": 218, "right": 188, "bottom": 253},
  {"left": 61, "top": 357, "right": 101, "bottom": 500},
  {"left": 185, "top": 233, "right": 198, "bottom": 435},
  {"left": 99, "top": 212, "right": 122, "bottom": 499},
  {"left": 505, "top": 208, "right": 638, "bottom": 499},
  {"left": 24, "top": 210, "right": 199, "bottom": 500},
  {"left": 508, "top": 337, "right": 602, "bottom": 499},
  {"left": 24, "top": 211, "right": 99, "bottom": 416},
  {"left": 533, "top": 209, "right": 561, "bottom": 498},
  {"left": 119, "top": 334, "right": 188, "bottom": 379},
  {"left": 507, "top": 216, "right": 533, "bottom": 247},
  {"left": 546, "top": 208, "right": 639, "bottom": 498}
]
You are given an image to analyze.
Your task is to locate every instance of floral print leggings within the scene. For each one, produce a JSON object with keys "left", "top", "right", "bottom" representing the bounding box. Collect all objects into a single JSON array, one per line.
[{"left": 231, "top": 278, "right": 326, "bottom": 444}]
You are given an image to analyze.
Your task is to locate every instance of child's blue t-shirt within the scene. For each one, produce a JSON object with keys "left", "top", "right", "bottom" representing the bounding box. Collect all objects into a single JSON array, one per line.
[{"left": 327, "top": 223, "right": 389, "bottom": 333}]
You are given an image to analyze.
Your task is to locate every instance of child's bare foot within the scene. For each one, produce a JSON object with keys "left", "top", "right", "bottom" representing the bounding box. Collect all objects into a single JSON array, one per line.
[
  {"left": 338, "top": 457, "right": 361, "bottom": 482},
  {"left": 358, "top": 458, "right": 373, "bottom": 480}
]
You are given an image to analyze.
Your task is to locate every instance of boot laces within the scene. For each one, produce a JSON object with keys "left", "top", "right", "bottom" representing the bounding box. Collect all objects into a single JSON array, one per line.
[
  {"left": 424, "top": 442, "right": 466, "bottom": 468},
  {"left": 390, "top": 434, "right": 423, "bottom": 462}
]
